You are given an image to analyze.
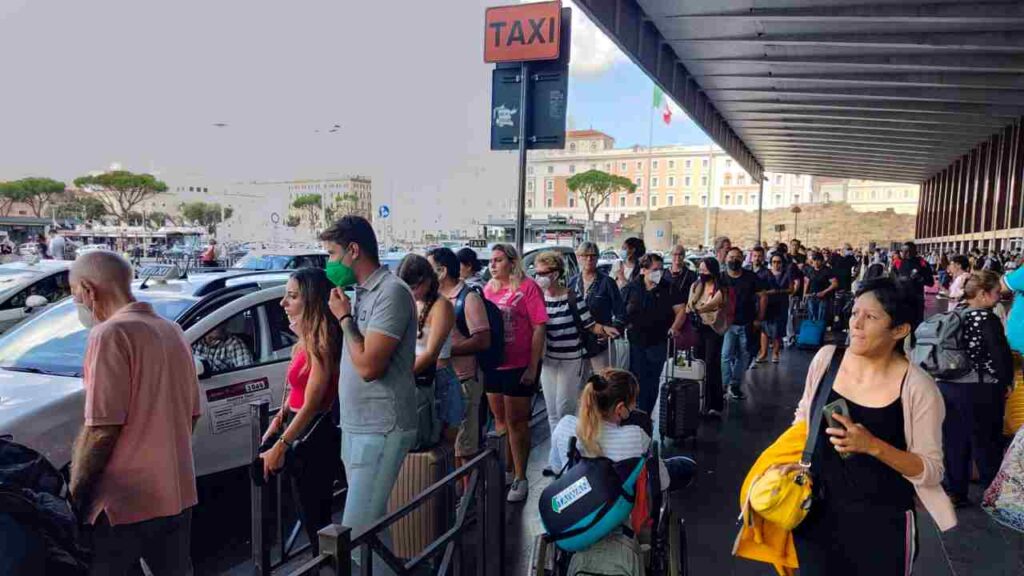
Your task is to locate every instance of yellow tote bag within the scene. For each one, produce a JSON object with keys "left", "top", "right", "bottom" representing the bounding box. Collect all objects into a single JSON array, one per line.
[{"left": 1005, "top": 354, "right": 1024, "bottom": 436}]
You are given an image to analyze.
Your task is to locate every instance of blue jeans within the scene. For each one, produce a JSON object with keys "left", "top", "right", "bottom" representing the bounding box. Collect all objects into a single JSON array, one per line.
[
  {"left": 341, "top": 427, "right": 418, "bottom": 567},
  {"left": 721, "top": 324, "right": 751, "bottom": 393},
  {"left": 629, "top": 340, "right": 668, "bottom": 415},
  {"left": 807, "top": 297, "right": 827, "bottom": 324}
]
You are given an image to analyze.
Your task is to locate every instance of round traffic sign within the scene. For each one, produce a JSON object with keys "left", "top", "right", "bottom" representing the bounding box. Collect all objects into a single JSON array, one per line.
[
  {"left": 270, "top": 212, "right": 280, "bottom": 224},
  {"left": 379, "top": 205, "right": 391, "bottom": 219}
]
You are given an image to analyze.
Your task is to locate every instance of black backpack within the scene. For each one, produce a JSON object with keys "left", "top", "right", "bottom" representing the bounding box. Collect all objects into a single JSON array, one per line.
[
  {"left": 0, "top": 437, "right": 89, "bottom": 575},
  {"left": 454, "top": 284, "right": 504, "bottom": 372}
]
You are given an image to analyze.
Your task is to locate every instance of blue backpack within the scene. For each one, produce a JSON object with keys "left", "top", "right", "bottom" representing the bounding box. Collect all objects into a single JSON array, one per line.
[{"left": 538, "top": 438, "right": 647, "bottom": 552}]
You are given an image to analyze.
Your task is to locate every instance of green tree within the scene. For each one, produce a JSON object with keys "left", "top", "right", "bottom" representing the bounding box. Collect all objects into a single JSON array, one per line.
[
  {"left": 292, "top": 193, "right": 322, "bottom": 230},
  {"left": 567, "top": 170, "right": 637, "bottom": 238},
  {"left": 335, "top": 193, "right": 360, "bottom": 217},
  {"left": 73, "top": 171, "right": 168, "bottom": 223},
  {"left": 0, "top": 181, "right": 27, "bottom": 217},
  {"left": 179, "top": 201, "right": 233, "bottom": 233},
  {"left": 9, "top": 177, "right": 67, "bottom": 218},
  {"left": 286, "top": 215, "right": 301, "bottom": 228},
  {"left": 147, "top": 211, "right": 174, "bottom": 228},
  {"left": 73, "top": 196, "right": 108, "bottom": 221}
]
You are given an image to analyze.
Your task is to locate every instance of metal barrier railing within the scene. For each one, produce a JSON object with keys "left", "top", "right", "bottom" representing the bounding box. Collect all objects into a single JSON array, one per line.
[
  {"left": 250, "top": 401, "right": 348, "bottom": 575},
  {"left": 250, "top": 400, "right": 507, "bottom": 576}
]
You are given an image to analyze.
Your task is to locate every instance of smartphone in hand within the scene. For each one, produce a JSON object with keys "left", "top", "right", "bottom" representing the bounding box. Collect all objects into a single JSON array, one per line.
[{"left": 823, "top": 398, "right": 852, "bottom": 459}]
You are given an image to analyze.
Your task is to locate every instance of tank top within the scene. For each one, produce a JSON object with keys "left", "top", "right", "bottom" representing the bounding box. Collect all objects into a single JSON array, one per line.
[
  {"left": 286, "top": 348, "right": 338, "bottom": 411},
  {"left": 416, "top": 325, "right": 453, "bottom": 360},
  {"left": 811, "top": 384, "right": 915, "bottom": 510}
]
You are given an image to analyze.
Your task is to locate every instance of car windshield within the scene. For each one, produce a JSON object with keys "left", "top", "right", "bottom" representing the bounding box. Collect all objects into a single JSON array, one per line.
[
  {"left": 233, "top": 255, "right": 291, "bottom": 270},
  {"left": 0, "top": 294, "right": 194, "bottom": 377}
]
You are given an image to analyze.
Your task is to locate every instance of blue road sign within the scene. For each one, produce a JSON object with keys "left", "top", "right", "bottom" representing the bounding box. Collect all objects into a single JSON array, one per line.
[{"left": 379, "top": 205, "right": 390, "bottom": 219}]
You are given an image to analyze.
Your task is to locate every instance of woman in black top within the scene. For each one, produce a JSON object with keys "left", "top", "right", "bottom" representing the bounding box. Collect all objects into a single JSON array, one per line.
[
  {"left": 624, "top": 253, "right": 673, "bottom": 414},
  {"left": 569, "top": 241, "right": 623, "bottom": 372},
  {"left": 941, "top": 270, "right": 1014, "bottom": 507}
]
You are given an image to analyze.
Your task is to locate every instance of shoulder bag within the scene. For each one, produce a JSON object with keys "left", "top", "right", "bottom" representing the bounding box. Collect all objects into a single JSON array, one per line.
[
  {"left": 747, "top": 347, "right": 844, "bottom": 530},
  {"left": 567, "top": 290, "right": 603, "bottom": 359}
]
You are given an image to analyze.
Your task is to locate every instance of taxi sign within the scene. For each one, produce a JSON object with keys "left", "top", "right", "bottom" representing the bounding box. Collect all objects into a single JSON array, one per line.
[{"left": 484, "top": 1, "right": 562, "bottom": 63}]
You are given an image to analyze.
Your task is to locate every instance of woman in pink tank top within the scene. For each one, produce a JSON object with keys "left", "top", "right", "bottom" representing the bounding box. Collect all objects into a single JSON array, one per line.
[{"left": 259, "top": 268, "right": 342, "bottom": 554}]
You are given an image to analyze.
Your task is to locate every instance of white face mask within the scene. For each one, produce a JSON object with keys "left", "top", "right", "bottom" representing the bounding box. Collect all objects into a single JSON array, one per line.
[
  {"left": 648, "top": 270, "right": 663, "bottom": 284},
  {"left": 76, "top": 302, "right": 97, "bottom": 329},
  {"left": 535, "top": 275, "right": 553, "bottom": 290}
]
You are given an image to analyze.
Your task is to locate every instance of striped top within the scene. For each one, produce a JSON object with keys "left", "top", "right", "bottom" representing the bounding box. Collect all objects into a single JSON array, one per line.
[
  {"left": 544, "top": 292, "right": 595, "bottom": 361},
  {"left": 551, "top": 416, "right": 670, "bottom": 489}
]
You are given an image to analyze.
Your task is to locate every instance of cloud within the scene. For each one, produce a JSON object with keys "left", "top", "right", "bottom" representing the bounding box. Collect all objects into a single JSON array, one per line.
[{"left": 519, "top": 0, "right": 628, "bottom": 78}]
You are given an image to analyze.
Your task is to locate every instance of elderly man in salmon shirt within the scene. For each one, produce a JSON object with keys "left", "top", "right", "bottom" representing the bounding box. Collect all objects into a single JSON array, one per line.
[{"left": 68, "top": 251, "right": 201, "bottom": 576}]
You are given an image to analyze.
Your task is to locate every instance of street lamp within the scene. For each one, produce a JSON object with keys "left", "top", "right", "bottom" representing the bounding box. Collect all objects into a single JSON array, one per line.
[{"left": 791, "top": 205, "right": 802, "bottom": 240}]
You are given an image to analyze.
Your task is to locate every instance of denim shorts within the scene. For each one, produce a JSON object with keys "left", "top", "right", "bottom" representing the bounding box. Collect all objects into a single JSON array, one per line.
[{"left": 436, "top": 365, "right": 466, "bottom": 426}]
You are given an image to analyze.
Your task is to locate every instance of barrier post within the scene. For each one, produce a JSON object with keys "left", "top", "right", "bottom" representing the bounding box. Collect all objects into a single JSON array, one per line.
[
  {"left": 318, "top": 524, "right": 352, "bottom": 576},
  {"left": 483, "top": 439, "right": 506, "bottom": 576},
  {"left": 250, "top": 400, "right": 272, "bottom": 576}
]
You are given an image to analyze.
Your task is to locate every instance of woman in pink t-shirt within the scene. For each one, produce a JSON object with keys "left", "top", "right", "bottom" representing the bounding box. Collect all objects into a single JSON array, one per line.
[{"left": 484, "top": 244, "right": 548, "bottom": 503}]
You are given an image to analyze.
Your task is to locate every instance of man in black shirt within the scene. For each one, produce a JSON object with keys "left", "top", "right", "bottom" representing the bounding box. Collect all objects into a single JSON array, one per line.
[
  {"left": 667, "top": 244, "right": 696, "bottom": 306},
  {"left": 804, "top": 251, "right": 839, "bottom": 327},
  {"left": 747, "top": 246, "right": 771, "bottom": 364},
  {"left": 828, "top": 243, "right": 859, "bottom": 292},
  {"left": 893, "top": 241, "right": 934, "bottom": 335},
  {"left": 721, "top": 247, "right": 763, "bottom": 400}
]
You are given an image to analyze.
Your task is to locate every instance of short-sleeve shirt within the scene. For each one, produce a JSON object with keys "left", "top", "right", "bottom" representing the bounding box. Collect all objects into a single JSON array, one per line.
[
  {"left": 445, "top": 282, "right": 489, "bottom": 381},
  {"left": 544, "top": 293, "right": 595, "bottom": 361},
  {"left": 551, "top": 415, "right": 669, "bottom": 489},
  {"left": 805, "top": 267, "right": 836, "bottom": 295},
  {"left": 721, "top": 269, "right": 761, "bottom": 326},
  {"left": 484, "top": 278, "right": 549, "bottom": 370},
  {"left": 83, "top": 302, "right": 201, "bottom": 526},
  {"left": 1004, "top": 267, "right": 1024, "bottom": 353},
  {"left": 339, "top": 267, "right": 418, "bottom": 434}
]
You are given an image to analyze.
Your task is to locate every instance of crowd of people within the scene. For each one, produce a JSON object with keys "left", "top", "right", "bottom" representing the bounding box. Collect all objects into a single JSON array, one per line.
[{"left": 50, "top": 216, "right": 1024, "bottom": 575}]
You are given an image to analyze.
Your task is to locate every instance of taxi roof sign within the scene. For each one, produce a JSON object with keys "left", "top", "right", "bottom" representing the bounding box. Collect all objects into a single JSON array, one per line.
[{"left": 484, "top": 1, "right": 562, "bottom": 63}]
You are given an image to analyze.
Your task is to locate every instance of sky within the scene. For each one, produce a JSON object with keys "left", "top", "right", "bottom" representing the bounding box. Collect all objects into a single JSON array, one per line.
[{"left": 0, "top": 0, "right": 711, "bottom": 232}]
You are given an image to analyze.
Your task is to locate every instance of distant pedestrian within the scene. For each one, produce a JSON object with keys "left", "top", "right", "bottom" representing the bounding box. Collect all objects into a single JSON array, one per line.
[
  {"left": 892, "top": 241, "right": 934, "bottom": 335},
  {"left": 759, "top": 253, "right": 797, "bottom": 364},
  {"left": 201, "top": 239, "right": 219, "bottom": 268},
  {"left": 687, "top": 257, "right": 728, "bottom": 416},
  {"left": 615, "top": 237, "right": 646, "bottom": 289},
  {"left": 569, "top": 241, "right": 624, "bottom": 372},
  {"left": 36, "top": 234, "right": 49, "bottom": 259},
  {"left": 69, "top": 251, "right": 201, "bottom": 575},
  {"left": 322, "top": 216, "right": 419, "bottom": 567},
  {"left": 48, "top": 229, "right": 67, "bottom": 261},
  {"left": 945, "top": 255, "right": 971, "bottom": 312},
  {"left": 456, "top": 247, "right": 485, "bottom": 290},
  {"left": 624, "top": 253, "right": 674, "bottom": 414},
  {"left": 721, "top": 248, "right": 762, "bottom": 400}
]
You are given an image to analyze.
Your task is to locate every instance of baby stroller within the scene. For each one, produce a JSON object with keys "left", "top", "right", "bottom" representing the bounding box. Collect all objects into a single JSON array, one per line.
[{"left": 529, "top": 440, "right": 689, "bottom": 576}]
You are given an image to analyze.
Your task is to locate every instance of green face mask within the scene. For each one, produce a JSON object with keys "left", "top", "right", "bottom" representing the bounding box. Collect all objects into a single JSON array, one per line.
[{"left": 326, "top": 260, "right": 356, "bottom": 288}]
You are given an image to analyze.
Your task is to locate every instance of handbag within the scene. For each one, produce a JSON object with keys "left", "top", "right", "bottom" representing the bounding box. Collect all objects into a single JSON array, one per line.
[
  {"left": 251, "top": 409, "right": 338, "bottom": 486},
  {"left": 567, "top": 290, "right": 603, "bottom": 359},
  {"left": 747, "top": 347, "right": 844, "bottom": 530},
  {"left": 672, "top": 311, "right": 700, "bottom": 351}
]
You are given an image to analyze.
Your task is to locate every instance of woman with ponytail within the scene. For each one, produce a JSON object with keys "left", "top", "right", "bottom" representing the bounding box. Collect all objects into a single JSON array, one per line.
[
  {"left": 550, "top": 369, "right": 696, "bottom": 493},
  {"left": 398, "top": 254, "right": 465, "bottom": 448}
]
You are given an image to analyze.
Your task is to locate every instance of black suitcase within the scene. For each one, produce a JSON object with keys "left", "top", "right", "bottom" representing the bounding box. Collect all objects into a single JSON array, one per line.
[{"left": 658, "top": 344, "right": 702, "bottom": 441}]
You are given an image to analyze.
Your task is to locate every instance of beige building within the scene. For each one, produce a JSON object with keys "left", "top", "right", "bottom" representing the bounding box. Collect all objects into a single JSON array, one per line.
[{"left": 525, "top": 130, "right": 917, "bottom": 223}]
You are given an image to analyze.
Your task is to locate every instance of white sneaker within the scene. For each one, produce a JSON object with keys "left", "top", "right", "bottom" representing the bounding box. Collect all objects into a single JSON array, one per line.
[
  {"left": 505, "top": 472, "right": 514, "bottom": 486},
  {"left": 507, "top": 478, "right": 529, "bottom": 503}
]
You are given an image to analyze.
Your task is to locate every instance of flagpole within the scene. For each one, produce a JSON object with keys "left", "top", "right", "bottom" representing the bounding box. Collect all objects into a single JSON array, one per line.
[{"left": 645, "top": 94, "right": 655, "bottom": 235}]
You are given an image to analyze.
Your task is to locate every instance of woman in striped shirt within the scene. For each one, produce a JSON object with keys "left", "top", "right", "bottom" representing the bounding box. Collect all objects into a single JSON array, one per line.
[{"left": 535, "top": 251, "right": 606, "bottom": 476}]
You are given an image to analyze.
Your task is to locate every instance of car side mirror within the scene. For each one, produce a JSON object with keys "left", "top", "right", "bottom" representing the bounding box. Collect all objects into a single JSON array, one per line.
[
  {"left": 193, "top": 355, "right": 208, "bottom": 379},
  {"left": 24, "top": 295, "right": 48, "bottom": 310}
]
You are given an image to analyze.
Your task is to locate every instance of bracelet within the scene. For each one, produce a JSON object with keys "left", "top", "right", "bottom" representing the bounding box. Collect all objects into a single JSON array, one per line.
[
  {"left": 278, "top": 437, "right": 293, "bottom": 449},
  {"left": 338, "top": 314, "right": 353, "bottom": 324}
]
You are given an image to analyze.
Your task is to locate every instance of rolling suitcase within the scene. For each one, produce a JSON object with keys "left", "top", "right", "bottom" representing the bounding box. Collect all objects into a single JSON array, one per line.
[
  {"left": 658, "top": 343, "right": 703, "bottom": 442},
  {"left": 797, "top": 299, "right": 826, "bottom": 350},
  {"left": 387, "top": 443, "right": 455, "bottom": 559}
]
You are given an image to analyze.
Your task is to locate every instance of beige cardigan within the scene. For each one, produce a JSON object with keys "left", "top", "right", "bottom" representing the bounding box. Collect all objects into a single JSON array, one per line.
[{"left": 793, "top": 345, "right": 957, "bottom": 531}]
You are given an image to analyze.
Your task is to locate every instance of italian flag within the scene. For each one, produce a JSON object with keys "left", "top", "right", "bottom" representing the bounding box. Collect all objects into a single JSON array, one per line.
[{"left": 653, "top": 86, "right": 672, "bottom": 125}]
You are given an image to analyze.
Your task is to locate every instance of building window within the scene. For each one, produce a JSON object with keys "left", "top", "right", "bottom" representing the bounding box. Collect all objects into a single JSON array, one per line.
[
  {"left": 652, "top": 160, "right": 659, "bottom": 170},
  {"left": 590, "top": 164, "right": 596, "bottom": 170},
  {"left": 568, "top": 197, "right": 575, "bottom": 208},
  {"left": 546, "top": 180, "right": 554, "bottom": 192},
  {"left": 619, "top": 195, "right": 626, "bottom": 207},
  {"left": 635, "top": 176, "right": 642, "bottom": 189},
  {"left": 824, "top": 193, "right": 830, "bottom": 203},
  {"left": 527, "top": 198, "right": 533, "bottom": 208},
  {"left": 667, "top": 194, "right": 675, "bottom": 206},
  {"left": 724, "top": 194, "right": 731, "bottom": 205},
  {"left": 569, "top": 142, "right": 576, "bottom": 152},
  {"left": 684, "top": 195, "right": 690, "bottom": 205},
  {"left": 775, "top": 175, "right": 782, "bottom": 184},
  {"left": 527, "top": 181, "right": 534, "bottom": 191},
  {"left": 775, "top": 194, "right": 782, "bottom": 204},
  {"left": 724, "top": 174, "right": 732, "bottom": 185},
  {"left": 621, "top": 162, "right": 627, "bottom": 171},
  {"left": 794, "top": 194, "right": 800, "bottom": 204},
  {"left": 700, "top": 195, "right": 707, "bottom": 207},
  {"left": 903, "top": 189, "right": 910, "bottom": 198},
  {"left": 637, "top": 161, "right": 644, "bottom": 170},
  {"left": 651, "top": 177, "right": 659, "bottom": 188},
  {"left": 668, "top": 176, "right": 675, "bottom": 187},
  {"left": 685, "top": 159, "right": 692, "bottom": 169},
  {"left": 737, "top": 194, "right": 744, "bottom": 204},
  {"left": 528, "top": 166, "right": 534, "bottom": 175},
  {"left": 702, "top": 159, "right": 709, "bottom": 168},
  {"left": 569, "top": 164, "right": 576, "bottom": 174},
  {"left": 701, "top": 176, "right": 708, "bottom": 187},
  {"left": 605, "top": 163, "right": 611, "bottom": 171},
  {"left": 651, "top": 195, "right": 658, "bottom": 207},
  {"left": 750, "top": 193, "right": 757, "bottom": 205},
  {"left": 668, "top": 160, "right": 675, "bottom": 169},
  {"left": 871, "top": 190, "right": 878, "bottom": 199},
  {"left": 189, "top": 187, "right": 194, "bottom": 192},
  {"left": 887, "top": 189, "right": 893, "bottom": 199},
  {"left": 726, "top": 159, "right": 732, "bottom": 168},
  {"left": 635, "top": 195, "right": 642, "bottom": 206},
  {"left": 684, "top": 176, "right": 691, "bottom": 187},
  {"left": 546, "top": 198, "right": 553, "bottom": 208},
  {"left": 738, "top": 175, "right": 746, "bottom": 185}
]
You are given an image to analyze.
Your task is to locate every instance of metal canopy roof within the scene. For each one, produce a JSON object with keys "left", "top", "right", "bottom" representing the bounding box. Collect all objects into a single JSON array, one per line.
[{"left": 573, "top": 0, "right": 1024, "bottom": 184}]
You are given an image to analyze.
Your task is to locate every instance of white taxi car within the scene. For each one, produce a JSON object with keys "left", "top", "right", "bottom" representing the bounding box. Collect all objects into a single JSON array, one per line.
[
  {"left": 0, "top": 270, "right": 298, "bottom": 477},
  {"left": 0, "top": 260, "right": 73, "bottom": 333}
]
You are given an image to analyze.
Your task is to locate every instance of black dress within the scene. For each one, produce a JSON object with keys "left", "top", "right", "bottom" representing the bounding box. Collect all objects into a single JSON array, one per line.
[{"left": 794, "top": 385, "right": 918, "bottom": 576}]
